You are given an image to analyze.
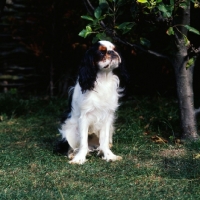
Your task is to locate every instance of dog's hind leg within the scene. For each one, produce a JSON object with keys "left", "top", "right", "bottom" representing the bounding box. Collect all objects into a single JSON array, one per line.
[{"left": 59, "top": 118, "right": 80, "bottom": 151}]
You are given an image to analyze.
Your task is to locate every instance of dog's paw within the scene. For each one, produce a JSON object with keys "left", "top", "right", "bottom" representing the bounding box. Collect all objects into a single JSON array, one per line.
[
  {"left": 69, "top": 152, "right": 87, "bottom": 165},
  {"left": 68, "top": 148, "right": 79, "bottom": 160},
  {"left": 102, "top": 151, "right": 122, "bottom": 162},
  {"left": 69, "top": 157, "right": 87, "bottom": 165},
  {"left": 68, "top": 153, "right": 75, "bottom": 160},
  {"left": 103, "top": 155, "right": 122, "bottom": 162}
]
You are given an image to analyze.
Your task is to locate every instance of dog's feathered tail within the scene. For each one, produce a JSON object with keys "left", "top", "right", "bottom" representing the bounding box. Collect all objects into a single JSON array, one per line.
[{"left": 53, "top": 138, "right": 69, "bottom": 155}]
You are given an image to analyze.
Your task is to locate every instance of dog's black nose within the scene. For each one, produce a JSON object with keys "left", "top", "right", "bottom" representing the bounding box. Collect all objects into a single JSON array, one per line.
[
  {"left": 107, "top": 50, "right": 119, "bottom": 60},
  {"left": 107, "top": 50, "right": 114, "bottom": 55}
]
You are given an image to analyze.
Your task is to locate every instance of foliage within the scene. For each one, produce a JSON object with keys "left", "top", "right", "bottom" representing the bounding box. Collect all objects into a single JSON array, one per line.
[
  {"left": 1, "top": 95, "right": 200, "bottom": 199},
  {"left": 1, "top": 0, "right": 199, "bottom": 96},
  {"left": 79, "top": 0, "right": 200, "bottom": 54}
]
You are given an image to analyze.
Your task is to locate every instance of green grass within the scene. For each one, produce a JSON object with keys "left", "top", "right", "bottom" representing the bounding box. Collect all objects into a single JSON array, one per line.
[{"left": 0, "top": 93, "right": 200, "bottom": 200}]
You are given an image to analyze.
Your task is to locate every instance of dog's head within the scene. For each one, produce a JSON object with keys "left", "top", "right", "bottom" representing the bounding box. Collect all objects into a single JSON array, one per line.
[
  {"left": 94, "top": 40, "right": 121, "bottom": 71},
  {"left": 78, "top": 40, "right": 123, "bottom": 93}
]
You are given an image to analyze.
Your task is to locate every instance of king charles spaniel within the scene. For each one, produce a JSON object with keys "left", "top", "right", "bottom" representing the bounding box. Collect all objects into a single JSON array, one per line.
[{"left": 58, "top": 40, "right": 126, "bottom": 164}]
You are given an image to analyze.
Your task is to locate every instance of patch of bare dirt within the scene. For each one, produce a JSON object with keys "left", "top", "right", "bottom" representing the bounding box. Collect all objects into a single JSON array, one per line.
[{"left": 159, "top": 148, "right": 186, "bottom": 158}]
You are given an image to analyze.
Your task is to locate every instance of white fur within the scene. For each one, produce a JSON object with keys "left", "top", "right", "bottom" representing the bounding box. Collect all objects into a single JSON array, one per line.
[{"left": 60, "top": 41, "right": 122, "bottom": 164}]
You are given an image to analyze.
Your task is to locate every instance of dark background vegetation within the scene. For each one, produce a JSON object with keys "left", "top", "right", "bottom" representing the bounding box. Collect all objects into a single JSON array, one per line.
[
  {"left": 0, "top": 0, "right": 200, "bottom": 100},
  {"left": 1, "top": 2, "right": 200, "bottom": 198}
]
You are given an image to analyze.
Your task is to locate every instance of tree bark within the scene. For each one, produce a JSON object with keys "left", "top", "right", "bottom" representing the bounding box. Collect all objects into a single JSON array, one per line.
[
  {"left": 173, "top": 5, "right": 199, "bottom": 140},
  {"left": 173, "top": 55, "right": 199, "bottom": 140}
]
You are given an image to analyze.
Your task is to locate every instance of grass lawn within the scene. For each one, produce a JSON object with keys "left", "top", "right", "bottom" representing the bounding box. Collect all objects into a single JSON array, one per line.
[{"left": 0, "top": 94, "right": 200, "bottom": 200}]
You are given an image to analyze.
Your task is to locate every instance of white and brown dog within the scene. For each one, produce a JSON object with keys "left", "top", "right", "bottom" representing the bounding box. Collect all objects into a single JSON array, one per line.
[{"left": 58, "top": 40, "right": 127, "bottom": 164}]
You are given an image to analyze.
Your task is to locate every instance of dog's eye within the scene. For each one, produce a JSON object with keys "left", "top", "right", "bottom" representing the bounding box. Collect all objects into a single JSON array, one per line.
[{"left": 100, "top": 50, "right": 107, "bottom": 55}]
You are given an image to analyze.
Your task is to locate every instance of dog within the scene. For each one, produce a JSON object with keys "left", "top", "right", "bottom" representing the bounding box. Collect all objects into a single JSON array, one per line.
[{"left": 58, "top": 40, "right": 126, "bottom": 164}]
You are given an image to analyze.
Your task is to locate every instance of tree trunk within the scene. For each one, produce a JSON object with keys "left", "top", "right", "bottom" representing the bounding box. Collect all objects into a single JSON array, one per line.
[
  {"left": 173, "top": 55, "right": 199, "bottom": 140},
  {"left": 173, "top": 5, "right": 199, "bottom": 140}
]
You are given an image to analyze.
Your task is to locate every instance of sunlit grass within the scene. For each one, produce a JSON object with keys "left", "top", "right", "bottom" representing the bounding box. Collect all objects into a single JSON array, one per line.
[{"left": 0, "top": 94, "right": 200, "bottom": 199}]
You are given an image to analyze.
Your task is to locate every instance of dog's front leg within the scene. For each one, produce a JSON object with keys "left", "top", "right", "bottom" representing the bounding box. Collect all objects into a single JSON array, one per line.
[
  {"left": 69, "top": 117, "right": 88, "bottom": 164},
  {"left": 99, "top": 119, "right": 122, "bottom": 162}
]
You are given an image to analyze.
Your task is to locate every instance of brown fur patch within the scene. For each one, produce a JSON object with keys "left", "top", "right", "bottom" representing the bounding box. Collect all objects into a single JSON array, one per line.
[
  {"left": 88, "top": 133, "right": 99, "bottom": 148},
  {"left": 99, "top": 45, "right": 107, "bottom": 51}
]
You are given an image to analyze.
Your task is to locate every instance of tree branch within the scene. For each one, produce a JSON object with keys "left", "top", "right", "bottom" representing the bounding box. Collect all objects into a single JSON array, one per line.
[
  {"left": 195, "top": 108, "right": 200, "bottom": 116},
  {"left": 83, "top": 0, "right": 172, "bottom": 63},
  {"left": 101, "top": 21, "right": 172, "bottom": 62},
  {"left": 83, "top": 0, "right": 94, "bottom": 15}
]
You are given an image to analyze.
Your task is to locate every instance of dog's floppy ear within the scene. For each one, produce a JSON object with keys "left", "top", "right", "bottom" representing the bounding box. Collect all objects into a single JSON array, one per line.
[
  {"left": 119, "top": 61, "right": 129, "bottom": 83},
  {"left": 78, "top": 48, "right": 98, "bottom": 93}
]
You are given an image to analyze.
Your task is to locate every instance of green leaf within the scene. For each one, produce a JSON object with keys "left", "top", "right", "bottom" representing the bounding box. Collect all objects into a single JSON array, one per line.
[
  {"left": 79, "top": 29, "right": 87, "bottom": 38},
  {"left": 78, "top": 30, "right": 88, "bottom": 38},
  {"left": 184, "top": 25, "right": 200, "bottom": 35},
  {"left": 99, "top": 0, "right": 109, "bottom": 11},
  {"left": 169, "top": 0, "right": 174, "bottom": 6},
  {"left": 166, "top": 27, "right": 174, "bottom": 35},
  {"left": 94, "top": 6, "right": 102, "bottom": 19},
  {"left": 81, "top": 15, "right": 94, "bottom": 21},
  {"left": 92, "top": 33, "right": 112, "bottom": 43},
  {"left": 99, "top": 0, "right": 108, "bottom": 3},
  {"left": 158, "top": 4, "right": 173, "bottom": 18},
  {"left": 78, "top": 26, "right": 93, "bottom": 38},
  {"left": 117, "top": 22, "right": 135, "bottom": 34},
  {"left": 179, "top": 2, "right": 188, "bottom": 9},
  {"left": 86, "top": 26, "right": 92, "bottom": 32},
  {"left": 137, "top": 0, "right": 148, "bottom": 3},
  {"left": 140, "top": 37, "right": 151, "bottom": 48},
  {"left": 97, "top": 32, "right": 111, "bottom": 40},
  {"left": 118, "top": 22, "right": 129, "bottom": 29},
  {"left": 186, "top": 57, "right": 196, "bottom": 69},
  {"left": 183, "top": 35, "right": 190, "bottom": 46},
  {"left": 116, "top": 0, "right": 125, "bottom": 5},
  {"left": 92, "top": 36, "right": 99, "bottom": 44},
  {"left": 96, "top": 32, "right": 107, "bottom": 39}
]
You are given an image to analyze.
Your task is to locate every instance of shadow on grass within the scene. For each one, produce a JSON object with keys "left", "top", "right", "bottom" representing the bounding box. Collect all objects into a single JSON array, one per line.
[
  {"left": 160, "top": 156, "right": 200, "bottom": 179},
  {"left": 154, "top": 141, "right": 200, "bottom": 180}
]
